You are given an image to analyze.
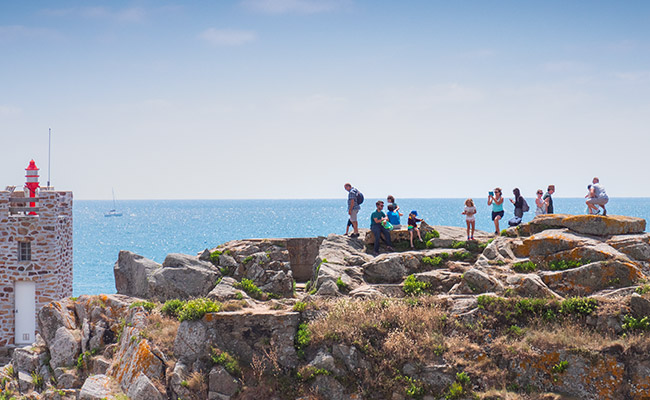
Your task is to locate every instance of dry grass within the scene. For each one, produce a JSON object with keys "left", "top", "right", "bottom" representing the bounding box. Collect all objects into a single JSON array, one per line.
[
  {"left": 186, "top": 370, "right": 207, "bottom": 395},
  {"left": 310, "top": 297, "right": 446, "bottom": 365},
  {"left": 144, "top": 312, "right": 180, "bottom": 357}
]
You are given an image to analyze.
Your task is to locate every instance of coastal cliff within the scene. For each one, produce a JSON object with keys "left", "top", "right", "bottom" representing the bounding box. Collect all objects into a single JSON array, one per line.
[{"left": 1, "top": 214, "right": 650, "bottom": 399}]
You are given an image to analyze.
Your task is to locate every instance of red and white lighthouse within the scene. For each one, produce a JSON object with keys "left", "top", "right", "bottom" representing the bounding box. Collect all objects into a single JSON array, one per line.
[{"left": 25, "top": 160, "right": 40, "bottom": 215}]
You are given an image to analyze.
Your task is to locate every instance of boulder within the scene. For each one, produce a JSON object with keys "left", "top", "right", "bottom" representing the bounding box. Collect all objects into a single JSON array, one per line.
[
  {"left": 114, "top": 250, "right": 160, "bottom": 298},
  {"left": 38, "top": 299, "right": 78, "bottom": 347},
  {"left": 208, "top": 365, "right": 240, "bottom": 398},
  {"left": 316, "top": 280, "right": 341, "bottom": 297},
  {"left": 332, "top": 344, "right": 368, "bottom": 373},
  {"left": 17, "top": 370, "right": 34, "bottom": 393},
  {"left": 540, "top": 260, "right": 644, "bottom": 296},
  {"left": 174, "top": 309, "right": 299, "bottom": 369},
  {"left": 311, "top": 374, "right": 347, "bottom": 400},
  {"left": 317, "top": 234, "right": 372, "bottom": 267},
  {"left": 412, "top": 270, "right": 463, "bottom": 293},
  {"left": 630, "top": 294, "right": 650, "bottom": 317},
  {"left": 127, "top": 373, "right": 165, "bottom": 400},
  {"left": 506, "top": 274, "right": 562, "bottom": 299},
  {"left": 12, "top": 347, "right": 40, "bottom": 373},
  {"left": 207, "top": 277, "right": 245, "bottom": 302},
  {"left": 608, "top": 234, "right": 650, "bottom": 262},
  {"left": 363, "top": 255, "right": 408, "bottom": 284},
  {"left": 107, "top": 323, "right": 166, "bottom": 393},
  {"left": 462, "top": 268, "right": 504, "bottom": 294},
  {"left": 524, "top": 214, "right": 646, "bottom": 237},
  {"left": 78, "top": 374, "right": 115, "bottom": 400},
  {"left": 148, "top": 254, "right": 221, "bottom": 301},
  {"left": 50, "top": 327, "right": 82, "bottom": 369},
  {"left": 309, "top": 349, "right": 337, "bottom": 373}
]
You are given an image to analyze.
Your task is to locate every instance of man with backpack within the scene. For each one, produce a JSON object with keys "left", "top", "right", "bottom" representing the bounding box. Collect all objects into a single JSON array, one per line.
[{"left": 344, "top": 183, "right": 363, "bottom": 238}]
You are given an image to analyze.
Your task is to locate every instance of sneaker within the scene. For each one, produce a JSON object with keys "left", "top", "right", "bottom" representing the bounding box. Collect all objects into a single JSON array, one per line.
[
  {"left": 594, "top": 209, "right": 601, "bottom": 215},
  {"left": 350, "top": 233, "right": 360, "bottom": 238},
  {"left": 470, "top": 236, "right": 474, "bottom": 240},
  {"left": 603, "top": 209, "right": 607, "bottom": 216}
]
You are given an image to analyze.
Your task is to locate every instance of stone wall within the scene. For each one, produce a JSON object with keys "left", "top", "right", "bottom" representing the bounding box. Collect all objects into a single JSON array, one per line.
[{"left": 0, "top": 189, "right": 73, "bottom": 346}]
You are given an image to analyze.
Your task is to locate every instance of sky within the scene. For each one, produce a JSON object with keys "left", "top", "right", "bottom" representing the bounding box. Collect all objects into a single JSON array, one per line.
[{"left": 1, "top": 0, "right": 649, "bottom": 200}]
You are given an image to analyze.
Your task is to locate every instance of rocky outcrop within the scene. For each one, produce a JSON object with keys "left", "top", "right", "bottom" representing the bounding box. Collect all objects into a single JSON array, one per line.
[{"left": 4, "top": 214, "right": 649, "bottom": 400}]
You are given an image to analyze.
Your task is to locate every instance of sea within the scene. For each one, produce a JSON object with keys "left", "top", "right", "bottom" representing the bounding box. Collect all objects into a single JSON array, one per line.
[{"left": 73, "top": 198, "right": 650, "bottom": 296}]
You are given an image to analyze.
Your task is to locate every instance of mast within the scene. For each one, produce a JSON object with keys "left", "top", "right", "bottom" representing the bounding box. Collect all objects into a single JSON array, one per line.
[{"left": 47, "top": 128, "right": 51, "bottom": 188}]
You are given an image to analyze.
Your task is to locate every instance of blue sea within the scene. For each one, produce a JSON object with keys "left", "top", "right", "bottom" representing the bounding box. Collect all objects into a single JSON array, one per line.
[{"left": 73, "top": 198, "right": 650, "bottom": 296}]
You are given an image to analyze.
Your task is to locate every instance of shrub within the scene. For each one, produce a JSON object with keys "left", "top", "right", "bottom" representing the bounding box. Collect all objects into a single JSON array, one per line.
[
  {"left": 243, "top": 255, "right": 253, "bottom": 264},
  {"left": 560, "top": 297, "right": 597, "bottom": 316},
  {"left": 446, "top": 381, "right": 464, "bottom": 399},
  {"left": 635, "top": 285, "right": 650, "bottom": 295},
  {"left": 451, "top": 251, "right": 471, "bottom": 261},
  {"left": 455, "top": 371, "right": 470, "bottom": 386},
  {"left": 161, "top": 299, "right": 185, "bottom": 318},
  {"left": 424, "top": 230, "right": 440, "bottom": 240},
  {"left": 211, "top": 348, "right": 241, "bottom": 376},
  {"left": 422, "top": 256, "right": 443, "bottom": 267},
  {"left": 210, "top": 250, "right": 222, "bottom": 265},
  {"left": 403, "top": 275, "right": 430, "bottom": 296},
  {"left": 296, "top": 366, "right": 330, "bottom": 382},
  {"left": 30, "top": 371, "right": 44, "bottom": 391},
  {"left": 177, "top": 298, "right": 222, "bottom": 322},
  {"left": 336, "top": 277, "right": 349, "bottom": 291},
  {"left": 293, "top": 301, "right": 306, "bottom": 312},
  {"left": 512, "top": 261, "right": 537, "bottom": 273},
  {"left": 129, "top": 300, "right": 155, "bottom": 312},
  {"left": 295, "top": 323, "right": 311, "bottom": 351},
  {"left": 551, "top": 360, "right": 569, "bottom": 374},
  {"left": 235, "top": 278, "right": 264, "bottom": 300},
  {"left": 451, "top": 241, "right": 466, "bottom": 249},
  {"left": 404, "top": 376, "right": 425, "bottom": 399},
  {"left": 623, "top": 315, "right": 650, "bottom": 331},
  {"left": 548, "top": 259, "right": 590, "bottom": 271}
]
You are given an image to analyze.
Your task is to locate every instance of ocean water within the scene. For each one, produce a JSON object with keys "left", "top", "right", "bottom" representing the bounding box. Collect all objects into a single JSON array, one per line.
[{"left": 73, "top": 198, "right": 650, "bottom": 296}]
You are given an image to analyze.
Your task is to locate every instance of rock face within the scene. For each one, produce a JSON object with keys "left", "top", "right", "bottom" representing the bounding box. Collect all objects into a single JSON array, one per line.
[
  {"left": 174, "top": 309, "right": 299, "bottom": 370},
  {"left": 5, "top": 215, "right": 649, "bottom": 400}
]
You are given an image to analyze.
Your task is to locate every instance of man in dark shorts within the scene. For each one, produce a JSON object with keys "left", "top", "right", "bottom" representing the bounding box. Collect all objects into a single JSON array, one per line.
[
  {"left": 370, "top": 200, "right": 393, "bottom": 255},
  {"left": 543, "top": 185, "right": 555, "bottom": 214}
]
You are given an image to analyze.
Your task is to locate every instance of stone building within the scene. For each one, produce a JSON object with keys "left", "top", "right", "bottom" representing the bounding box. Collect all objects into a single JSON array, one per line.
[{"left": 0, "top": 162, "right": 72, "bottom": 346}]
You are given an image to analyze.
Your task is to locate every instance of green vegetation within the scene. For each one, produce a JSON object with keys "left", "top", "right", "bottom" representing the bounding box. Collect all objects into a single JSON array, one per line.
[
  {"left": 422, "top": 256, "right": 443, "bottom": 267},
  {"left": 177, "top": 298, "right": 222, "bottom": 322},
  {"left": 476, "top": 295, "right": 597, "bottom": 326},
  {"left": 211, "top": 348, "right": 241, "bottom": 376},
  {"left": 451, "top": 241, "right": 465, "bottom": 249},
  {"left": 548, "top": 259, "right": 590, "bottom": 271},
  {"left": 512, "top": 261, "right": 537, "bottom": 273},
  {"left": 129, "top": 300, "right": 155, "bottom": 312},
  {"left": 30, "top": 371, "right": 44, "bottom": 391},
  {"left": 243, "top": 255, "right": 254, "bottom": 264},
  {"left": 161, "top": 299, "right": 185, "bottom": 318},
  {"left": 551, "top": 360, "right": 569, "bottom": 374},
  {"left": 424, "top": 230, "right": 440, "bottom": 240},
  {"left": 403, "top": 275, "right": 431, "bottom": 296},
  {"left": 451, "top": 251, "right": 471, "bottom": 261},
  {"left": 296, "top": 366, "right": 331, "bottom": 382},
  {"left": 234, "top": 278, "right": 264, "bottom": 300},
  {"left": 295, "top": 323, "right": 311, "bottom": 358},
  {"left": 336, "top": 277, "right": 349, "bottom": 291},
  {"left": 445, "top": 372, "right": 472, "bottom": 399},
  {"left": 635, "top": 284, "right": 650, "bottom": 295},
  {"left": 293, "top": 301, "right": 307, "bottom": 312},
  {"left": 622, "top": 315, "right": 650, "bottom": 331},
  {"left": 403, "top": 376, "right": 425, "bottom": 399},
  {"left": 210, "top": 250, "right": 222, "bottom": 264}
]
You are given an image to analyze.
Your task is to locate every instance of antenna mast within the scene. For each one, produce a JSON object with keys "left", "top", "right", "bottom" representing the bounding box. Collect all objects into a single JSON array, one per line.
[{"left": 47, "top": 127, "right": 51, "bottom": 188}]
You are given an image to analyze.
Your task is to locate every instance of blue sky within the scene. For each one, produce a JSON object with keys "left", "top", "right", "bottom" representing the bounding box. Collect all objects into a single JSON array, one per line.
[{"left": 1, "top": 0, "right": 649, "bottom": 199}]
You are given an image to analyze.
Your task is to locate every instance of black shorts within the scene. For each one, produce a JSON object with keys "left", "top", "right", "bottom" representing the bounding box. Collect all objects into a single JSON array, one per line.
[{"left": 491, "top": 210, "right": 504, "bottom": 221}]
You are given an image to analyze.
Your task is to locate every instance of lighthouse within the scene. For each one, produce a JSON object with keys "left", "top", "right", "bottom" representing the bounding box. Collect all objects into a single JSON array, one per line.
[
  {"left": 0, "top": 161, "right": 73, "bottom": 346},
  {"left": 25, "top": 160, "right": 40, "bottom": 215}
]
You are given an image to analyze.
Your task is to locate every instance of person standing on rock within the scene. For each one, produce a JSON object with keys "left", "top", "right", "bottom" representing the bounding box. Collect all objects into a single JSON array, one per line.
[
  {"left": 535, "top": 189, "right": 547, "bottom": 216},
  {"left": 344, "top": 183, "right": 361, "bottom": 238},
  {"left": 543, "top": 185, "right": 555, "bottom": 214},
  {"left": 371, "top": 200, "right": 394, "bottom": 255},
  {"left": 586, "top": 177, "right": 609, "bottom": 216},
  {"left": 488, "top": 187, "right": 504, "bottom": 235}
]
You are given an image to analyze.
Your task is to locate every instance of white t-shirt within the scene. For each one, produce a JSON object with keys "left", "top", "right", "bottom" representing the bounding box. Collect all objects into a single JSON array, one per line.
[{"left": 464, "top": 206, "right": 476, "bottom": 221}]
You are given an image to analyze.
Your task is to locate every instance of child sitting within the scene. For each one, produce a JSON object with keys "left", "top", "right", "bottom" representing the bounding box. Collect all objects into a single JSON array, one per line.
[
  {"left": 408, "top": 210, "right": 423, "bottom": 249},
  {"left": 387, "top": 204, "right": 403, "bottom": 229}
]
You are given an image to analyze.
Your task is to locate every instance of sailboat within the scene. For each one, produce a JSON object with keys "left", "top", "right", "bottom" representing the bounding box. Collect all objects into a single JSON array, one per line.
[{"left": 104, "top": 188, "right": 123, "bottom": 217}]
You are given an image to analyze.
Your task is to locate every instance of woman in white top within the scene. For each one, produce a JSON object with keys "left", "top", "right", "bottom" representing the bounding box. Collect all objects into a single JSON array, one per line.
[
  {"left": 462, "top": 198, "right": 477, "bottom": 240},
  {"left": 535, "top": 189, "right": 547, "bottom": 216}
]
